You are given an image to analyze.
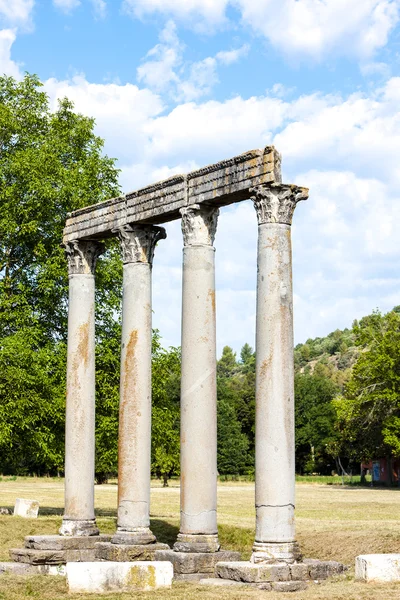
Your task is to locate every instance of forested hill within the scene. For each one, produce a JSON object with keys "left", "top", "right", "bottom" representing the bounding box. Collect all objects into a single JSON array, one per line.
[{"left": 294, "top": 325, "right": 359, "bottom": 391}]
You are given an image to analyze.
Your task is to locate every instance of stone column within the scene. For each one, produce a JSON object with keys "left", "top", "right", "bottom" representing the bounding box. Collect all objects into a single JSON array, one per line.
[
  {"left": 251, "top": 184, "right": 308, "bottom": 564},
  {"left": 112, "top": 224, "right": 166, "bottom": 545},
  {"left": 61, "top": 240, "right": 105, "bottom": 536},
  {"left": 174, "top": 204, "right": 220, "bottom": 553}
]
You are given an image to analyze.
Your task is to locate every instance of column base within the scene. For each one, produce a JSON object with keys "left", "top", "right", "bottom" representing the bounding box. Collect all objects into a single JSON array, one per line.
[
  {"left": 111, "top": 528, "right": 156, "bottom": 545},
  {"left": 251, "top": 541, "right": 302, "bottom": 564},
  {"left": 59, "top": 519, "right": 99, "bottom": 537},
  {"left": 173, "top": 533, "right": 220, "bottom": 553}
]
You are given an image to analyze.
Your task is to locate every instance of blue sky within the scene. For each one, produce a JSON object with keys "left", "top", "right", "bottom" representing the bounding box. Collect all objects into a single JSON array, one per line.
[{"left": 1, "top": 0, "right": 400, "bottom": 354}]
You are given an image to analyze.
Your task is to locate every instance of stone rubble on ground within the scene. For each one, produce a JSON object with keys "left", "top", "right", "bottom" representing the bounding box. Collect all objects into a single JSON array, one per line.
[
  {"left": 13, "top": 498, "right": 39, "bottom": 518},
  {"left": 355, "top": 554, "right": 400, "bottom": 582}
]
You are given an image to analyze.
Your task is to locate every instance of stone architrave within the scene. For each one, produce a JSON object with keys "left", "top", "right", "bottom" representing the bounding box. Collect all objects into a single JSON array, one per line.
[
  {"left": 250, "top": 184, "right": 308, "bottom": 563},
  {"left": 112, "top": 224, "right": 166, "bottom": 545},
  {"left": 174, "top": 204, "right": 220, "bottom": 553},
  {"left": 60, "top": 240, "right": 105, "bottom": 537}
]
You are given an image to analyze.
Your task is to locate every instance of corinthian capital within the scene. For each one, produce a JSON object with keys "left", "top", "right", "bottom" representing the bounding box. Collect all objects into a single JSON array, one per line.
[
  {"left": 63, "top": 240, "right": 105, "bottom": 276},
  {"left": 180, "top": 204, "right": 219, "bottom": 247},
  {"left": 114, "top": 224, "right": 166, "bottom": 265},
  {"left": 251, "top": 184, "right": 309, "bottom": 226}
]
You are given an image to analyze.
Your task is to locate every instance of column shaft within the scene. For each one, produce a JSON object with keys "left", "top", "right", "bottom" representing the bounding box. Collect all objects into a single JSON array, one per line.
[
  {"left": 61, "top": 241, "right": 104, "bottom": 536},
  {"left": 175, "top": 205, "right": 219, "bottom": 553},
  {"left": 113, "top": 225, "right": 166, "bottom": 545},
  {"left": 251, "top": 183, "right": 308, "bottom": 563}
]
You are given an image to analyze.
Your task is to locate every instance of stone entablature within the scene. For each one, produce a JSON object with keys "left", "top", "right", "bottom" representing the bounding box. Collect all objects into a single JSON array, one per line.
[{"left": 63, "top": 147, "right": 281, "bottom": 243}]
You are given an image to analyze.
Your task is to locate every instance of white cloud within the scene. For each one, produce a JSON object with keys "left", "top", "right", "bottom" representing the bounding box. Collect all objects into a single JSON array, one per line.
[
  {"left": 0, "top": 29, "right": 22, "bottom": 78},
  {"left": 236, "top": 0, "right": 400, "bottom": 61},
  {"left": 53, "top": 0, "right": 80, "bottom": 14},
  {"left": 123, "top": 0, "right": 229, "bottom": 30},
  {"left": 215, "top": 44, "right": 249, "bottom": 65},
  {"left": 136, "top": 20, "right": 182, "bottom": 94},
  {"left": 0, "top": 0, "right": 34, "bottom": 29},
  {"left": 137, "top": 23, "right": 251, "bottom": 102}
]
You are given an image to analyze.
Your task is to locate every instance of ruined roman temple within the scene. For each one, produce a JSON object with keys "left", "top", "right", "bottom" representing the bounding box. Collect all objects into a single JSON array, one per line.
[{"left": 11, "top": 147, "right": 344, "bottom": 588}]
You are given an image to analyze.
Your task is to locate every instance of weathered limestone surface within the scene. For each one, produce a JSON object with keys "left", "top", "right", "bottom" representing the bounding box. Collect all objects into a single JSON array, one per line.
[
  {"left": 63, "top": 147, "right": 281, "bottom": 242},
  {"left": 155, "top": 550, "right": 240, "bottom": 574},
  {"left": 66, "top": 561, "right": 173, "bottom": 594},
  {"left": 24, "top": 535, "right": 111, "bottom": 550},
  {"left": 216, "top": 561, "right": 291, "bottom": 583},
  {"left": 215, "top": 559, "right": 346, "bottom": 584},
  {"left": 355, "top": 554, "right": 400, "bottom": 582},
  {"left": 113, "top": 225, "right": 165, "bottom": 545},
  {"left": 95, "top": 542, "right": 169, "bottom": 562},
  {"left": 60, "top": 240, "right": 104, "bottom": 537},
  {"left": 10, "top": 548, "right": 97, "bottom": 565},
  {"left": 175, "top": 205, "right": 219, "bottom": 553},
  {"left": 14, "top": 499, "right": 39, "bottom": 519},
  {"left": 251, "top": 184, "right": 308, "bottom": 563}
]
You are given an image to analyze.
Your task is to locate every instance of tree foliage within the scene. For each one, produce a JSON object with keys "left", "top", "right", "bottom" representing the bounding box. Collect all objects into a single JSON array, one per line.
[{"left": 334, "top": 309, "right": 400, "bottom": 461}]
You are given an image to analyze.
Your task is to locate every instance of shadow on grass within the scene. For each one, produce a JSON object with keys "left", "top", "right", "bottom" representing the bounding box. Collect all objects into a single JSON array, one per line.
[{"left": 150, "top": 519, "right": 179, "bottom": 546}]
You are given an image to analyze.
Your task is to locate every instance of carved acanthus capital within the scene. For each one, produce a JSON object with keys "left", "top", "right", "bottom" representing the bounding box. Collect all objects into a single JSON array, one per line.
[
  {"left": 180, "top": 205, "right": 219, "bottom": 247},
  {"left": 114, "top": 224, "right": 167, "bottom": 265},
  {"left": 63, "top": 240, "right": 105, "bottom": 276},
  {"left": 251, "top": 184, "right": 309, "bottom": 226}
]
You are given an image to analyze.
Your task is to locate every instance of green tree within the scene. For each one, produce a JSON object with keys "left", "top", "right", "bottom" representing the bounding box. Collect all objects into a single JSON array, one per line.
[
  {"left": 217, "top": 343, "right": 255, "bottom": 469},
  {"left": 294, "top": 372, "right": 339, "bottom": 473},
  {"left": 151, "top": 332, "right": 181, "bottom": 486},
  {"left": 217, "top": 346, "right": 238, "bottom": 378},
  {"left": 334, "top": 309, "right": 400, "bottom": 461},
  {"left": 0, "top": 73, "right": 120, "bottom": 474},
  {"left": 217, "top": 399, "right": 249, "bottom": 477}
]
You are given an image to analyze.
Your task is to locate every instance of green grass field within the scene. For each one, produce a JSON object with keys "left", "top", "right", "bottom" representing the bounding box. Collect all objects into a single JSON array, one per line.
[{"left": 1, "top": 478, "right": 400, "bottom": 599}]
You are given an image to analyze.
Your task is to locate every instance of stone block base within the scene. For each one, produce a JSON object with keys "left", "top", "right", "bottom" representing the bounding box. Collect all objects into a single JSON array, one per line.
[
  {"left": 214, "top": 559, "right": 347, "bottom": 590},
  {"left": 95, "top": 542, "right": 169, "bottom": 562},
  {"left": 66, "top": 561, "right": 173, "bottom": 594},
  {"left": 155, "top": 549, "right": 241, "bottom": 576},
  {"left": 355, "top": 554, "right": 400, "bottom": 582},
  {"left": 10, "top": 534, "right": 112, "bottom": 565}
]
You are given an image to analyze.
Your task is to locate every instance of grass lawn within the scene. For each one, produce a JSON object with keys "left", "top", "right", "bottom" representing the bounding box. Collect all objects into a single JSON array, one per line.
[{"left": 1, "top": 478, "right": 400, "bottom": 599}]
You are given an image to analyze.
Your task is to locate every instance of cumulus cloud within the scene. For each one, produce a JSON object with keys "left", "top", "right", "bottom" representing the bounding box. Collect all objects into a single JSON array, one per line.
[
  {"left": 0, "top": 0, "right": 34, "bottom": 29},
  {"left": 236, "top": 0, "right": 400, "bottom": 61},
  {"left": 137, "top": 22, "right": 249, "bottom": 101},
  {"left": 0, "top": 29, "right": 22, "bottom": 78}
]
